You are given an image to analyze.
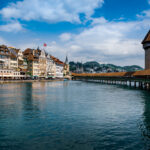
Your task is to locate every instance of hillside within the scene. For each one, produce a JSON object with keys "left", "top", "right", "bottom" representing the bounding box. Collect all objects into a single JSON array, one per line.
[{"left": 69, "top": 61, "right": 143, "bottom": 73}]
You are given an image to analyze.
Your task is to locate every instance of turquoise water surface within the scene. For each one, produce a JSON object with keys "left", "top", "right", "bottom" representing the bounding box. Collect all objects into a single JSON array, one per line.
[{"left": 0, "top": 81, "right": 150, "bottom": 150}]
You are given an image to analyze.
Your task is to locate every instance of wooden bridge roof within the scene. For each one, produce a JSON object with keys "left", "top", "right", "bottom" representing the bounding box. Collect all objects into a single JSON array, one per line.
[
  {"left": 133, "top": 69, "right": 150, "bottom": 76},
  {"left": 72, "top": 70, "right": 150, "bottom": 77}
]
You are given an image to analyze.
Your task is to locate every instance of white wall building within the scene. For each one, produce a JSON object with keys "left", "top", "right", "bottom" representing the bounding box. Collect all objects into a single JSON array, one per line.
[
  {"left": 50, "top": 55, "right": 64, "bottom": 78},
  {"left": 46, "top": 54, "right": 56, "bottom": 78},
  {"left": 55, "top": 63, "right": 64, "bottom": 78}
]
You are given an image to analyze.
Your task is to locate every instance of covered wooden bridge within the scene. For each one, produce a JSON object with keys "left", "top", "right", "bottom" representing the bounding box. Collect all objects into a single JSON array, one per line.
[{"left": 72, "top": 70, "right": 150, "bottom": 90}]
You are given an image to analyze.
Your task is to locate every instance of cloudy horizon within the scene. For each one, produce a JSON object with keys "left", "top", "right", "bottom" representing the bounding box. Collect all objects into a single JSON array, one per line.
[{"left": 0, "top": 0, "right": 150, "bottom": 67}]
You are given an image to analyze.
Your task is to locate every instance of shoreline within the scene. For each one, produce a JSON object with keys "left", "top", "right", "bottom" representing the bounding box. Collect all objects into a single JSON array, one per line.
[{"left": 0, "top": 79, "right": 66, "bottom": 84}]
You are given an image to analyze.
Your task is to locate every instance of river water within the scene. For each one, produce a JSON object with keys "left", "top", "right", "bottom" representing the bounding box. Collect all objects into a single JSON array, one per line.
[{"left": 0, "top": 81, "right": 150, "bottom": 150}]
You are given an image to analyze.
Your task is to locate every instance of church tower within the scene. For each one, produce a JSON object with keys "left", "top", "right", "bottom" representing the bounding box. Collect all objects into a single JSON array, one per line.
[
  {"left": 142, "top": 30, "right": 150, "bottom": 70},
  {"left": 64, "top": 56, "right": 70, "bottom": 78}
]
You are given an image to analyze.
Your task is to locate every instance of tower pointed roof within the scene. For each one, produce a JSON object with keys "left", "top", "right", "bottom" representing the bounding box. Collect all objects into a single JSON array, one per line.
[
  {"left": 65, "top": 55, "right": 68, "bottom": 64},
  {"left": 37, "top": 46, "right": 40, "bottom": 50},
  {"left": 142, "top": 30, "right": 150, "bottom": 44}
]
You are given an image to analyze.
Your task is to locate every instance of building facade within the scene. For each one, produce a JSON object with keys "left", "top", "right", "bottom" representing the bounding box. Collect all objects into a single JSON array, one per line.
[
  {"left": 23, "top": 48, "right": 40, "bottom": 78},
  {"left": 0, "top": 45, "right": 11, "bottom": 69},
  {"left": 46, "top": 54, "right": 56, "bottom": 78},
  {"left": 0, "top": 45, "right": 68, "bottom": 79},
  {"left": 51, "top": 56, "right": 64, "bottom": 78},
  {"left": 38, "top": 49, "right": 47, "bottom": 78}
]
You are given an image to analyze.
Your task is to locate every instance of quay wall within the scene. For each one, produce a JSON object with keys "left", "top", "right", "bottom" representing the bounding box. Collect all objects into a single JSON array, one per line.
[{"left": 0, "top": 79, "right": 64, "bottom": 84}]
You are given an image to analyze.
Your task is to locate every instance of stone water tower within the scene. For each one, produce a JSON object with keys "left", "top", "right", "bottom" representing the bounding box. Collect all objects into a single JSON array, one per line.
[{"left": 142, "top": 30, "right": 150, "bottom": 70}]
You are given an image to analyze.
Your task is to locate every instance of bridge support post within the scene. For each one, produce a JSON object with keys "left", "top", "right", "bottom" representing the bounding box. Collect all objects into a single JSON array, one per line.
[
  {"left": 143, "top": 82, "right": 146, "bottom": 90},
  {"left": 139, "top": 82, "right": 143, "bottom": 89},
  {"left": 134, "top": 81, "right": 136, "bottom": 88},
  {"left": 129, "top": 81, "right": 131, "bottom": 87},
  {"left": 141, "top": 82, "right": 144, "bottom": 90},
  {"left": 148, "top": 83, "right": 150, "bottom": 90}
]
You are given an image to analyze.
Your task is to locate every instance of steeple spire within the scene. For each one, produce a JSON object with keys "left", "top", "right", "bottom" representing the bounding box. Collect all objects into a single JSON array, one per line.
[
  {"left": 65, "top": 55, "right": 68, "bottom": 64},
  {"left": 37, "top": 46, "right": 40, "bottom": 50}
]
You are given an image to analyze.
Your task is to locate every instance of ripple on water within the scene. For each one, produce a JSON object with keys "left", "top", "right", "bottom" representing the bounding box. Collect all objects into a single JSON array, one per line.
[{"left": 0, "top": 81, "right": 150, "bottom": 150}]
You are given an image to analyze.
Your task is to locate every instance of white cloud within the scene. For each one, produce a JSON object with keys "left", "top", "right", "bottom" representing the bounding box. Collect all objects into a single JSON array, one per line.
[
  {"left": 67, "top": 21, "right": 141, "bottom": 55},
  {"left": 0, "top": 0, "right": 148, "bottom": 66},
  {"left": 4, "top": 18, "right": 147, "bottom": 66},
  {"left": 59, "top": 33, "right": 72, "bottom": 42},
  {"left": 0, "top": 21, "right": 23, "bottom": 32},
  {"left": 0, "top": 36, "right": 11, "bottom": 47},
  {"left": 142, "top": 10, "right": 150, "bottom": 17},
  {"left": 17, "top": 43, "right": 39, "bottom": 51},
  {"left": 0, "top": 37, "right": 8, "bottom": 45},
  {"left": 0, "top": 0, "right": 104, "bottom": 23},
  {"left": 16, "top": 18, "right": 147, "bottom": 66},
  {"left": 54, "top": 19, "right": 150, "bottom": 66},
  {"left": 91, "top": 17, "right": 107, "bottom": 25}
]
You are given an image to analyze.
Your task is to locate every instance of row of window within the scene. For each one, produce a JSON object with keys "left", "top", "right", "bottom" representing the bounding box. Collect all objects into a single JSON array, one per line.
[
  {"left": 34, "top": 69, "right": 40, "bottom": 72},
  {"left": 0, "top": 70, "right": 12, "bottom": 73},
  {"left": 14, "top": 73, "right": 20, "bottom": 75},
  {"left": 0, "top": 70, "right": 20, "bottom": 75},
  {"left": 0, "top": 51, "right": 9, "bottom": 54},
  {"left": 11, "top": 63, "right": 17, "bottom": 66},
  {"left": 0, "top": 55, "right": 9, "bottom": 59}
]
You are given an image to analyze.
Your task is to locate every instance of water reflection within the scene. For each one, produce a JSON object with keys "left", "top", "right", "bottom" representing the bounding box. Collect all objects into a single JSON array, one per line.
[
  {"left": 21, "top": 83, "right": 48, "bottom": 120},
  {"left": 139, "top": 91, "right": 150, "bottom": 148},
  {"left": 1, "top": 81, "right": 150, "bottom": 149},
  {"left": 63, "top": 81, "right": 69, "bottom": 87}
]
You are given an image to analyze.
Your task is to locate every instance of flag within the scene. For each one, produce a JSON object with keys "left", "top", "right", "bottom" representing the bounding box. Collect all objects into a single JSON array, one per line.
[{"left": 43, "top": 43, "right": 47, "bottom": 47}]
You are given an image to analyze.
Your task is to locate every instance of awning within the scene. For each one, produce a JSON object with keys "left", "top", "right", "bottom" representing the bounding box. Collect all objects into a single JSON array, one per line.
[{"left": 33, "top": 75, "right": 39, "bottom": 77}]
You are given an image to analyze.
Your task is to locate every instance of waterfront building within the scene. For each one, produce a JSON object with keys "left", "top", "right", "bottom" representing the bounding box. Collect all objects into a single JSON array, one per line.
[
  {"left": 0, "top": 45, "right": 67, "bottom": 79},
  {"left": 0, "top": 46, "right": 27, "bottom": 72},
  {"left": 23, "top": 48, "right": 48, "bottom": 78},
  {"left": 38, "top": 48, "right": 47, "bottom": 78},
  {"left": 23, "top": 48, "right": 40, "bottom": 78},
  {"left": 10, "top": 47, "right": 26, "bottom": 71},
  {"left": 142, "top": 30, "right": 150, "bottom": 69},
  {"left": 56, "top": 63, "right": 64, "bottom": 78},
  {"left": 10, "top": 53, "right": 18, "bottom": 70},
  {"left": 9, "top": 47, "right": 24, "bottom": 71},
  {"left": 0, "top": 45, "right": 11, "bottom": 69},
  {"left": 8, "top": 47, "right": 28, "bottom": 73},
  {"left": 51, "top": 56, "right": 64, "bottom": 78},
  {"left": 8, "top": 47, "right": 20, "bottom": 70},
  {"left": 0, "top": 46, "right": 20, "bottom": 71},
  {"left": 0, "top": 69, "right": 26, "bottom": 79},
  {"left": 46, "top": 54, "right": 56, "bottom": 78}
]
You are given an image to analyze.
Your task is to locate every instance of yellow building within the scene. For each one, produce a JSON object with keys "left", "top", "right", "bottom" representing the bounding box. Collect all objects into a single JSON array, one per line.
[
  {"left": 23, "top": 48, "right": 40, "bottom": 78},
  {"left": 38, "top": 49, "right": 47, "bottom": 78},
  {"left": 23, "top": 48, "right": 47, "bottom": 78}
]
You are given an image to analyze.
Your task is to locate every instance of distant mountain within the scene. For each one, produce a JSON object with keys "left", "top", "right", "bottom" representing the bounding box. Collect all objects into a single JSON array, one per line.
[{"left": 69, "top": 61, "right": 143, "bottom": 73}]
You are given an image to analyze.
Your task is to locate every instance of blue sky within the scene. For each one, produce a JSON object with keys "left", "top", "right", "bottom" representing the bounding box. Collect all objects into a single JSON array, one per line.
[{"left": 0, "top": 0, "right": 150, "bottom": 66}]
